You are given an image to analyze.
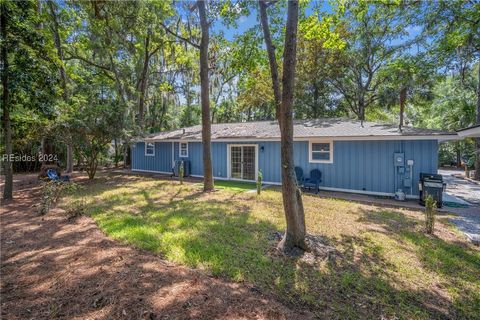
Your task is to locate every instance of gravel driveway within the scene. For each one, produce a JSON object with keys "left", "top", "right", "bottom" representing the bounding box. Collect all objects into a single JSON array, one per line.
[{"left": 439, "top": 169, "right": 480, "bottom": 244}]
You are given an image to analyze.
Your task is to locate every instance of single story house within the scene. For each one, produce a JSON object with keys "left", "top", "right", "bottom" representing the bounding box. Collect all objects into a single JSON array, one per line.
[{"left": 131, "top": 118, "right": 457, "bottom": 198}]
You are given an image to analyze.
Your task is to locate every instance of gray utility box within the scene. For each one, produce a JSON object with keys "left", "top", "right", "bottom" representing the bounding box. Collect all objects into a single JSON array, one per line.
[
  {"left": 419, "top": 173, "right": 445, "bottom": 208},
  {"left": 172, "top": 160, "right": 191, "bottom": 177}
]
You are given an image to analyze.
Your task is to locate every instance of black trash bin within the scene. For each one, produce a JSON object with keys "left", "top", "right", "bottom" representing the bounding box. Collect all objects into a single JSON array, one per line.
[{"left": 419, "top": 173, "right": 445, "bottom": 208}]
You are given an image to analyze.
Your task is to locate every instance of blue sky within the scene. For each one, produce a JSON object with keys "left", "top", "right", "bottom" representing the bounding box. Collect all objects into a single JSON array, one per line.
[{"left": 218, "top": 1, "right": 334, "bottom": 41}]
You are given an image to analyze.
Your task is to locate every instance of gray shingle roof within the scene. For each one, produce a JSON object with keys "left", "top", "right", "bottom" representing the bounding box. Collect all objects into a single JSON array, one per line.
[{"left": 145, "top": 118, "right": 456, "bottom": 141}]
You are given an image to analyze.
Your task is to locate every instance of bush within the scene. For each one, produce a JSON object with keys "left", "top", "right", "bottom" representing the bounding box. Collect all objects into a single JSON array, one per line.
[
  {"left": 257, "top": 170, "right": 263, "bottom": 195},
  {"left": 38, "top": 181, "right": 80, "bottom": 215},
  {"left": 65, "top": 198, "right": 87, "bottom": 221},
  {"left": 425, "top": 194, "right": 436, "bottom": 234}
]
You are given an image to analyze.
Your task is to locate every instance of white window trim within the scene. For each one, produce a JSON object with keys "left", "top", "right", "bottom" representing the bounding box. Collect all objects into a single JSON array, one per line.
[
  {"left": 179, "top": 141, "right": 189, "bottom": 158},
  {"left": 145, "top": 142, "right": 155, "bottom": 156},
  {"left": 309, "top": 139, "right": 333, "bottom": 163}
]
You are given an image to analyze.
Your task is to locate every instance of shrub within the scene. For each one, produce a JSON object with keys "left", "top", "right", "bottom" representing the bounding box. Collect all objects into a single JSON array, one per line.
[
  {"left": 257, "top": 170, "right": 263, "bottom": 195},
  {"left": 38, "top": 181, "right": 80, "bottom": 215},
  {"left": 65, "top": 198, "right": 87, "bottom": 221},
  {"left": 425, "top": 194, "right": 436, "bottom": 234}
]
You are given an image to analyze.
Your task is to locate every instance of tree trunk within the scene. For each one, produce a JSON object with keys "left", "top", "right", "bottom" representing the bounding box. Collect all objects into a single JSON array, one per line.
[
  {"left": 259, "top": 0, "right": 307, "bottom": 253},
  {"left": 66, "top": 144, "right": 73, "bottom": 173},
  {"left": 474, "top": 63, "right": 480, "bottom": 180},
  {"left": 198, "top": 0, "right": 214, "bottom": 192},
  {"left": 48, "top": 1, "right": 73, "bottom": 173},
  {"left": 1, "top": 2, "right": 13, "bottom": 200},
  {"left": 399, "top": 87, "right": 407, "bottom": 132},
  {"left": 137, "top": 31, "right": 151, "bottom": 128},
  {"left": 259, "top": 0, "right": 282, "bottom": 124}
]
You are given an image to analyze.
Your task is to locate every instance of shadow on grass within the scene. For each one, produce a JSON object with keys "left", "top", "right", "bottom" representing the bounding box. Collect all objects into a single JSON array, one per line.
[
  {"left": 358, "top": 208, "right": 480, "bottom": 318},
  {"left": 73, "top": 175, "right": 479, "bottom": 319}
]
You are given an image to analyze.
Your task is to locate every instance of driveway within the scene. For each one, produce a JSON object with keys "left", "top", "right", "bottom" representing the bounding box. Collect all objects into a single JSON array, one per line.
[
  {"left": 439, "top": 169, "right": 480, "bottom": 244},
  {"left": 439, "top": 169, "right": 480, "bottom": 206}
]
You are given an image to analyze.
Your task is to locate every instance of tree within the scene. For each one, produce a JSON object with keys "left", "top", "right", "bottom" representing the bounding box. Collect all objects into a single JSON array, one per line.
[
  {"left": 295, "top": 11, "right": 346, "bottom": 118},
  {"left": 1, "top": 0, "right": 59, "bottom": 200},
  {"left": 259, "top": 0, "right": 307, "bottom": 253},
  {"left": 1, "top": 1, "right": 12, "bottom": 200},
  {"left": 331, "top": 1, "right": 415, "bottom": 122},
  {"left": 161, "top": 1, "right": 215, "bottom": 191},
  {"left": 423, "top": 0, "right": 480, "bottom": 179},
  {"left": 198, "top": 0, "right": 214, "bottom": 191},
  {"left": 47, "top": 0, "right": 74, "bottom": 173}
]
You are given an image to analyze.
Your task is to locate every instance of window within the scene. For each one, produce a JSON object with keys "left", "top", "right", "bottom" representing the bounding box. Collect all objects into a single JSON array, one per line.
[
  {"left": 309, "top": 140, "right": 333, "bottom": 163},
  {"left": 145, "top": 142, "right": 155, "bottom": 156},
  {"left": 179, "top": 142, "right": 188, "bottom": 157}
]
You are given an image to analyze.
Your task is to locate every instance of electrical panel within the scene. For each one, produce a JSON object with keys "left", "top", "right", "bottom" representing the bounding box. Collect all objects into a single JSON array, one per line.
[{"left": 394, "top": 153, "right": 405, "bottom": 167}]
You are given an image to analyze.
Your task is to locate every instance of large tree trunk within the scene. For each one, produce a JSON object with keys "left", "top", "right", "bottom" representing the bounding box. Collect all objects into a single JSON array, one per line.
[
  {"left": 66, "top": 144, "right": 73, "bottom": 173},
  {"left": 48, "top": 1, "right": 73, "bottom": 173},
  {"left": 475, "top": 63, "right": 480, "bottom": 180},
  {"left": 259, "top": 0, "right": 307, "bottom": 253},
  {"left": 1, "top": 2, "right": 13, "bottom": 200},
  {"left": 259, "top": 1, "right": 282, "bottom": 122},
  {"left": 137, "top": 31, "right": 151, "bottom": 128},
  {"left": 198, "top": 0, "right": 214, "bottom": 191},
  {"left": 399, "top": 86, "right": 407, "bottom": 132}
]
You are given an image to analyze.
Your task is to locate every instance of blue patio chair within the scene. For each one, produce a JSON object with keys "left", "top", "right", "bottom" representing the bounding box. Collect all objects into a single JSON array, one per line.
[
  {"left": 304, "top": 169, "right": 322, "bottom": 193},
  {"left": 47, "top": 169, "right": 70, "bottom": 182},
  {"left": 294, "top": 166, "right": 304, "bottom": 187}
]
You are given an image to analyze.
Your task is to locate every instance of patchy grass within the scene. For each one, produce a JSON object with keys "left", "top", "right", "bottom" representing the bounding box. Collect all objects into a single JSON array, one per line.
[
  {"left": 192, "top": 179, "right": 257, "bottom": 192},
  {"left": 67, "top": 173, "right": 480, "bottom": 319}
]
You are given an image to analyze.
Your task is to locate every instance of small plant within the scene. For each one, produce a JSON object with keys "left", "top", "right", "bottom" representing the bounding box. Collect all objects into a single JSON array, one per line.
[
  {"left": 38, "top": 181, "right": 80, "bottom": 215},
  {"left": 424, "top": 194, "right": 436, "bottom": 234},
  {"left": 257, "top": 170, "right": 263, "bottom": 195},
  {"left": 65, "top": 198, "right": 87, "bottom": 221},
  {"left": 179, "top": 161, "right": 184, "bottom": 185}
]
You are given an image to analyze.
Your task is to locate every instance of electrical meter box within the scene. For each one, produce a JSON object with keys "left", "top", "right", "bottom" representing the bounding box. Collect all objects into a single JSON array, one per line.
[{"left": 394, "top": 153, "right": 405, "bottom": 167}]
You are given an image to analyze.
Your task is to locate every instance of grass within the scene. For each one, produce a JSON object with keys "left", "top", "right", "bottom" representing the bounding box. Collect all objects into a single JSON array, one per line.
[
  {"left": 67, "top": 173, "right": 480, "bottom": 319},
  {"left": 193, "top": 179, "right": 257, "bottom": 192}
]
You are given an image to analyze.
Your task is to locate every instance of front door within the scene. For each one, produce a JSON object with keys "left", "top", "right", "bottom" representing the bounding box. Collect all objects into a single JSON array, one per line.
[{"left": 230, "top": 145, "right": 256, "bottom": 180}]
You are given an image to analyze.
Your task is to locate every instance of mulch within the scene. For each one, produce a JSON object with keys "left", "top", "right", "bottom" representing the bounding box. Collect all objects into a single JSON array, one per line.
[{"left": 0, "top": 174, "right": 311, "bottom": 320}]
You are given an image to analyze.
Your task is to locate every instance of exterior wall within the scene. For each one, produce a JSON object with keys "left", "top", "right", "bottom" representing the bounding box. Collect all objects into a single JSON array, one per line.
[
  {"left": 131, "top": 139, "right": 438, "bottom": 197},
  {"left": 131, "top": 142, "right": 173, "bottom": 173}
]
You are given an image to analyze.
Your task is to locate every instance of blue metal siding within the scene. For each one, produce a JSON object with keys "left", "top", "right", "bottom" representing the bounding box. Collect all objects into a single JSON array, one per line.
[
  {"left": 131, "top": 142, "right": 172, "bottom": 173},
  {"left": 132, "top": 139, "right": 438, "bottom": 196}
]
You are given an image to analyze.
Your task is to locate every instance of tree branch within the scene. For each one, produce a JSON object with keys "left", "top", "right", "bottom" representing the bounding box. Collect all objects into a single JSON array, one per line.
[{"left": 160, "top": 22, "right": 200, "bottom": 49}]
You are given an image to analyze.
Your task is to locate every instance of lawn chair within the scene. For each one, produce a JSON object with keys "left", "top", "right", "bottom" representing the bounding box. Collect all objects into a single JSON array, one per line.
[
  {"left": 294, "top": 166, "right": 304, "bottom": 187},
  {"left": 304, "top": 169, "right": 322, "bottom": 193},
  {"left": 47, "top": 169, "right": 70, "bottom": 182}
]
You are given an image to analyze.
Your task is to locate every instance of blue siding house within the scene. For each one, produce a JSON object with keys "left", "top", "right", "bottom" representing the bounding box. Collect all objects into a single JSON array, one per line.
[{"left": 131, "top": 118, "right": 456, "bottom": 198}]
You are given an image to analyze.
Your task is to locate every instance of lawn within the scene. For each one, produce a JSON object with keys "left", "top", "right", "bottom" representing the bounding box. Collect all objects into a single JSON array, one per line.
[{"left": 66, "top": 173, "right": 480, "bottom": 319}]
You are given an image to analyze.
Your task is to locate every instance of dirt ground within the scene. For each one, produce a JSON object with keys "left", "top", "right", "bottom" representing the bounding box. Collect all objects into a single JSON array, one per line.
[{"left": 0, "top": 174, "right": 309, "bottom": 320}]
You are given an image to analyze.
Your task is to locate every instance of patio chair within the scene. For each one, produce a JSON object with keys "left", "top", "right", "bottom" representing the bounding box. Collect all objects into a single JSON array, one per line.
[
  {"left": 304, "top": 169, "right": 322, "bottom": 193},
  {"left": 294, "top": 166, "right": 304, "bottom": 187},
  {"left": 46, "top": 169, "right": 70, "bottom": 182}
]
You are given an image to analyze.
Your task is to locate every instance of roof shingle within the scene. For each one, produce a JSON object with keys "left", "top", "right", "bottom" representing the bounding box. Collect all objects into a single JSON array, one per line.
[{"left": 145, "top": 118, "right": 456, "bottom": 141}]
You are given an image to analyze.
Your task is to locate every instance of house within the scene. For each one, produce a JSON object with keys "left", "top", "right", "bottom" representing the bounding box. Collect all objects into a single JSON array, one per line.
[{"left": 131, "top": 118, "right": 457, "bottom": 198}]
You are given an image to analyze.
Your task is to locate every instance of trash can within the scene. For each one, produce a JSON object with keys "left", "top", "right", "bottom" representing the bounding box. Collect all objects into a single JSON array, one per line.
[{"left": 419, "top": 173, "right": 445, "bottom": 208}]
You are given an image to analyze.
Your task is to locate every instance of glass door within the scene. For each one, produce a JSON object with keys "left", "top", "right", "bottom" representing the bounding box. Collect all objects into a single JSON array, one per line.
[{"left": 230, "top": 145, "right": 256, "bottom": 180}]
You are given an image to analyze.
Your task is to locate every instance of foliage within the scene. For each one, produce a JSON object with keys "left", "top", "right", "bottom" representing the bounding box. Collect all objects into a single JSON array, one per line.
[
  {"left": 64, "top": 198, "right": 87, "bottom": 221},
  {"left": 256, "top": 169, "right": 263, "bottom": 195},
  {"left": 424, "top": 194, "right": 437, "bottom": 234},
  {"left": 38, "top": 180, "right": 80, "bottom": 215}
]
